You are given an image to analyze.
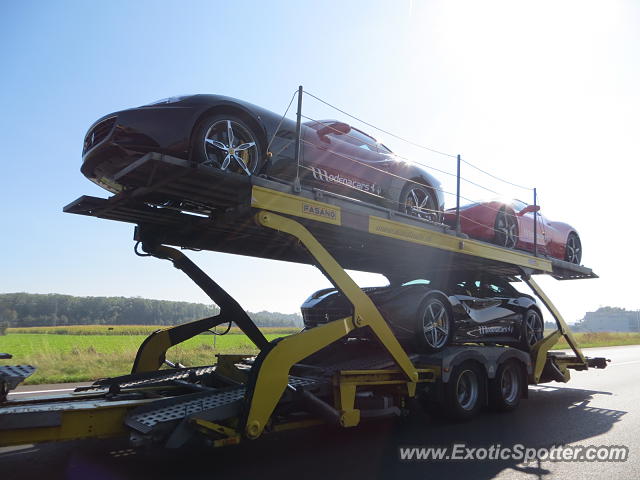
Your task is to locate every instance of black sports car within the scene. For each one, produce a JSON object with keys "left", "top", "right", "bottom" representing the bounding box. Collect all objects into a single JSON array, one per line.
[
  {"left": 300, "top": 272, "right": 544, "bottom": 352},
  {"left": 81, "top": 95, "right": 444, "bottom": 221}
]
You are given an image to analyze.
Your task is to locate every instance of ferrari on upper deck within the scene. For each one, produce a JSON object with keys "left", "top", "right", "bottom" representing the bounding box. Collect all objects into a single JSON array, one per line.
[
  {"left": 81, "top": 95, "right": 444, "bottom": 221},
  {"left": 443, "top": 199, "right": 582, "bottom": 264}
]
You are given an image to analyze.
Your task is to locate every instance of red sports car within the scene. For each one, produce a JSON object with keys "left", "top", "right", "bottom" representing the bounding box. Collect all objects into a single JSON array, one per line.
[{"left": 443, "top": 200, "right": 582, "bottom": 264}]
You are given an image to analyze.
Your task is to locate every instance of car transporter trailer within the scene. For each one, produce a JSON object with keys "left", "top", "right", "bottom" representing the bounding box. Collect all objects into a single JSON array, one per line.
[{"left": 0, "top": 153, "right": 607, "bottom": 449}]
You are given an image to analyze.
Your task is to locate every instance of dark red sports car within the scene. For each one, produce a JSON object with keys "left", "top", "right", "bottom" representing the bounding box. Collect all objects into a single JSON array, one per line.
[
  {"left": 80, "top": 95, "right": 444, "bottom": 222},
  {"left": 443, "top": 200, "right": 582, "bottom": 264}
]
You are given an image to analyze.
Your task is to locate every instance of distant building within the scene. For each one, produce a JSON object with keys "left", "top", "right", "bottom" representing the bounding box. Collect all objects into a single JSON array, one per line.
[{"left": 574, "top": 307, "right": 640, "bottom": 332}]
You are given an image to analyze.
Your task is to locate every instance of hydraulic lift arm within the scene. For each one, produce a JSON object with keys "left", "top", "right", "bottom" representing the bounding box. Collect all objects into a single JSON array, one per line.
[
  {"left": 242, "top": 211, "right": 419, "bottom": 439},
  {"left": 521, "top": 273, "right": 587, "bottom": 382},
  {"left": 131, "top": 243, "right": 269, "bottom": 373}
]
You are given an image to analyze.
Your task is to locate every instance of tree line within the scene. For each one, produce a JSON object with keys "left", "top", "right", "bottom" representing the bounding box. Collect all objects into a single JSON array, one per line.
[{"left": 0, "top": 293, "right": 303, "bottom": 331}]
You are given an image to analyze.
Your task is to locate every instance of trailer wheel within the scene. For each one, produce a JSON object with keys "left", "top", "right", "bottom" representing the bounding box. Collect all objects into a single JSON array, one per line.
[
  {"left": 489, "top": 360, "right": 523, "bottom": 412},
  {"left": 442, "top": 361, "right": 485, "bottom": 420}
]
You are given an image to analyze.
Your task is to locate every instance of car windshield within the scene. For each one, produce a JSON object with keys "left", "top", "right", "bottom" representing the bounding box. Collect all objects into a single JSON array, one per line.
[{"left": 511, "top": 199, "right": 528, "bottom": 212}]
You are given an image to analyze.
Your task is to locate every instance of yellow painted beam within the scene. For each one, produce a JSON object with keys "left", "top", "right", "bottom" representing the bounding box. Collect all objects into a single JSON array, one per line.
[
  {"left": 250, "top": 185, "right": 553, "bottom": 273},
  {"left": 0, "top": 406, "right": 130, "bottom": 447},
  {"left": 243, "top": 211, "right": 420, "bottom": 439}
]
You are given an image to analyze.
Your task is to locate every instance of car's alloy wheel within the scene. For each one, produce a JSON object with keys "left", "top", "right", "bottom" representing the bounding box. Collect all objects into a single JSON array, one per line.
[
  {"left": 494, "top": 208, "right": 518, "bottom": 248},
  {"left": 523, "top": 309, "right": 544, "bottom": 348},
  {"left": 400, "top": 182, "right": 439, "bottom": 222},
  {"left": 565, "top": 232, "right": 582, "bottom": 265},
  {"left": 420, "top": 297, "right": 451, "bottom": 351},
  {"left": 194, "top": 115, "right": 262, "bottom": 176}
]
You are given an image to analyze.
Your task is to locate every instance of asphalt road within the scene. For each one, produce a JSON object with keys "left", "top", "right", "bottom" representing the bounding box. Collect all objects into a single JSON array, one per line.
[{"left": 1, "top": 345, "right": 638, "bottom": 480}]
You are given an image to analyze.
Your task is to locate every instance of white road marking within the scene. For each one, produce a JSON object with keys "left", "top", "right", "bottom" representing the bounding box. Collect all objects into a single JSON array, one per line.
[
  {"left": 8, "top": 387, "right": 77, "bottom": 395},
  {"left": 608, "top": 360, "right": 640, "bottom": 366}
]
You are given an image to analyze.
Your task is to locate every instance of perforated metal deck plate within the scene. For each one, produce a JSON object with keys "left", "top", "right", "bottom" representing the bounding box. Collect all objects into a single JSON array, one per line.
[
  {"left": 79, "top": 365, "right": 218, "bottom": 393},
  {"left": 125, "top": 376, "right": 317, "bottom": 434},
  {"left": 0, "top": 365, "right": 36, "bottom": 390}
]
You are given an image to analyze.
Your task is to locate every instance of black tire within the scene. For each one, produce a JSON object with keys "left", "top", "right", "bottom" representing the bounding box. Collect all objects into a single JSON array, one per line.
[
  {"left": 520, "top": 308, "right": 544, "bottom": 351},
  {"left": 442, "top": 361, "right": 486, "bottom": 421},
  {"left": 191, "top": 113, "right": 263, "bottom": 175},
  {"left": 493, "top": 208, "right": 518, "bottom": 248},
  {"left": 414, "top": 295, "right": 453, "bottom": 353},
  {"left": 489, "top": 360, "right": 523, "bottom": 412},
  {"left": 400, "top": 182, "right": 440, "bottom": 222},
  {"left": 565, "top": 232, "right": 582, "bottom": 265}
]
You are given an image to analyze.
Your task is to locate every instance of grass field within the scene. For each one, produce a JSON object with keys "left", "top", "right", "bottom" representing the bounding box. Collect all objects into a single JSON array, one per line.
[
  {"left": 0, "top": 329, "right": 296, "bottom": 384},
  {"left": 1, "top": 328, "right": 639, "bottom": 385},
  {"left": 6, "top": 325, "right": 300, "bottom": 336}
]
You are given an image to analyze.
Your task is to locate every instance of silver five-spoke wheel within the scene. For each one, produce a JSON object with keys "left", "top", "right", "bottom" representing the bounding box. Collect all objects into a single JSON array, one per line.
[
  {"left": 420, "top": 297, "right": 451, "bottom": 351},
  {"left": 494, "top": 208, "right": 518, "bottom": 248},
  {"left": 524, "top": 309, "right": 544, "bottom": 347},
  {"left": 197, "top": 116, "right": 261, "bottom": 176},
  {"left": 565, "top": 232, "right": 582, "bottom": 265},
  {"left": 400, "top": 182, "right": 439, "bottom": 222}
]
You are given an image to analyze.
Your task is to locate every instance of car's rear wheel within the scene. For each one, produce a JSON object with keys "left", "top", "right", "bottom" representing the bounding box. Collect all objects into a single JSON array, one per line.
[
  {"left": 400, "top": 182, "right": 439, "bottom": 222},
  {"left": 415, "top": 296, "right": 452, "bottom": 352},
  {"left": 565, "top": 232, "right": 582, "bottom": 264},
  {"left": 494, "top": 208, "right": 518, "bottom": 248},
  {"left": 192, "top": 114, "right": 263, "bottom": 175},
  {"left": 520, "top": 308, "right": 544, "bottom": 350}
]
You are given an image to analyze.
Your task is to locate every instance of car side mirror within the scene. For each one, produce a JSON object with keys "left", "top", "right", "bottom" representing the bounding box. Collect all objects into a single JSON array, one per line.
[
  {"left": 518, "top": 205, "right": 540, "bottom": 216},
  {"left": 317, "top": 122, "right": 351, "bottom": 141}
]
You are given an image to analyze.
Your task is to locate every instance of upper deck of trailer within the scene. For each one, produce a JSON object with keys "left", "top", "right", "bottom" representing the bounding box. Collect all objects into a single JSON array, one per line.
[{"left": 64, "top": 153, "right": 596, "bottom": 281}]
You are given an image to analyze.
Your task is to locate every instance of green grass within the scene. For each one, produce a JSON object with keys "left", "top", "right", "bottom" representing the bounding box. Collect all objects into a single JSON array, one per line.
[
  {"left": 550, "top": 331, "right": 640, "bottom": 349},
  {"left": 2, "top": 329, "right": 639, "bottom": 385},
  {"left": 0, "top": 332, "right": 288, "bottom": 384},
  {"left": 7, "top": 325, "right": 299, "bottom": 336}
]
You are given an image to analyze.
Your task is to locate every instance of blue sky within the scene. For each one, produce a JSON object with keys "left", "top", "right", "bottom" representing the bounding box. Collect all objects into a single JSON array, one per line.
[{"left": 1, "top": 1, "right": 639, "bottom": 323}]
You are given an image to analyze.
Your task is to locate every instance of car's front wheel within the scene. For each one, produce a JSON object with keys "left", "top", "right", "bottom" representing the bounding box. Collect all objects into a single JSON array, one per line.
[
  {"left": 415, "top": 295, "right": 452, "bottom": 352},
  {"left": 191, "top": 114, "right": 263, "bottom": 176},
  {"left": 565, "top": 232, "right": 582, "bottom": 265}
]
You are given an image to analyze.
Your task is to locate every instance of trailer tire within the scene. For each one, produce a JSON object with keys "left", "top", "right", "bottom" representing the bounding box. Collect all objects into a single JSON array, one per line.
[
  {"left": 442, "top": 361, "right": 485, "bottom": 421},
  {"left": 489, "top": 359, "right": 523, "bottom": 412}
]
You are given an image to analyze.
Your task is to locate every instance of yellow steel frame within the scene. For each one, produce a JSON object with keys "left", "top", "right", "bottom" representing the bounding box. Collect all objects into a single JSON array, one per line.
[
  {"left": 522, "top": 275, "right": 587, "bottom": 382},
  {"left": 334, "top": 368, "right": 437, "bottom": 427},
  {"left": 0, "top": 404, "right": 133, "bottom": 447},
  {"left": 243, "top": 211, "right": 419, "bottom": 439},
  {"left": 251, "top": 186, "right": 554, "bottom": 273}
]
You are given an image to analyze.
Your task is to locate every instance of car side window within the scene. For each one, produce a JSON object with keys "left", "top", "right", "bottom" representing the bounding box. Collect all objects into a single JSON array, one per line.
[
  {"left": 484, "top": 277, "right": 515, "bottom": 297},
  {"left": 333, "top": 128, "right": 379, "bottom": 152},
  {"left": 451, "top": 279, "right": 481, "bottom": 297}
]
